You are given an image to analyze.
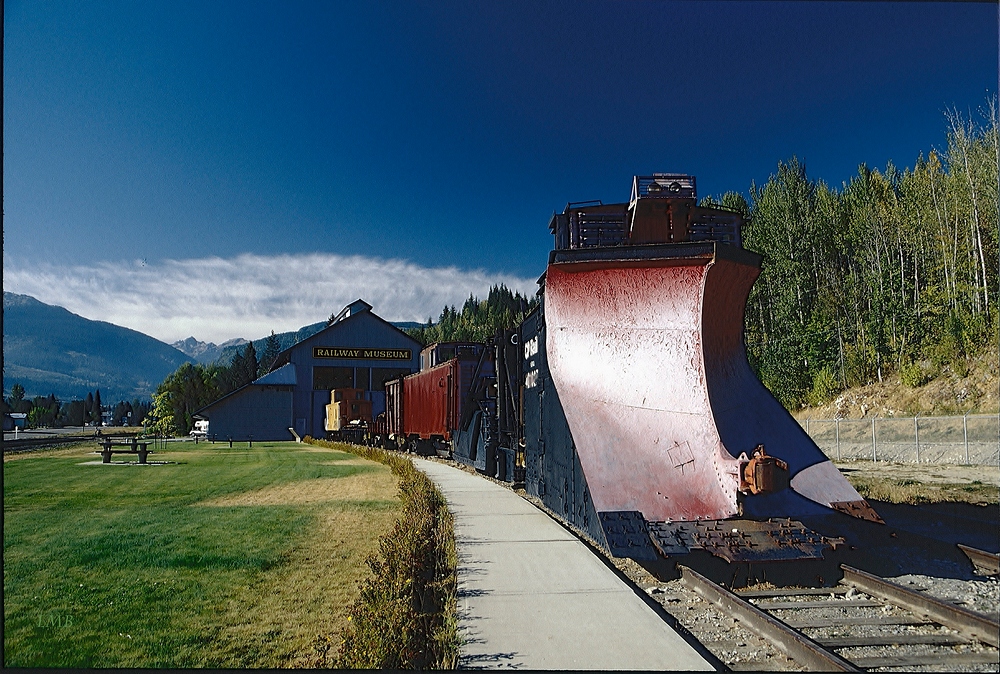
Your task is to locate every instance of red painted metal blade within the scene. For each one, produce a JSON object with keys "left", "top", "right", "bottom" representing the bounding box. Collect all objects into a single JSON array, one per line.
[{"left": 544, "top": 250, "right": 871, "bottom": 524}]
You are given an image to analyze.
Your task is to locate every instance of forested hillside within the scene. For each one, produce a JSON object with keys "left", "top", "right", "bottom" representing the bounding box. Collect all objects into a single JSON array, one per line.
[
  {"left": 406, "top": 285, "right": 537, "bottom": 345},
  {"left": 715, "top": 105, "right": 997, "bottom": 410},
  {"left": 407, "top": 107, "right": 997, "bottom": 413}
]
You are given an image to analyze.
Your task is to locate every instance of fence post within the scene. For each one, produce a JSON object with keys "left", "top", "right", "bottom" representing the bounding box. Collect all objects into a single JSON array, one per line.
[
  {"left": 806, "top": 418, "right": 810, "bottom": 436},
  {"left": 914, "top": 414, "right": 920, "bottom": 464},
  {"left": 835, "top": 418, "right": 841, "bottom": 461},
  {"left": 871, "top": 416, "right": 877, "bottom": 462},
  {"left": 963, "top": 412, "right": 970, "bottom": 465}
]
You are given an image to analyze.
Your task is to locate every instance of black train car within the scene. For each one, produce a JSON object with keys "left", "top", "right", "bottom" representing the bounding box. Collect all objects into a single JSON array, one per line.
[
  {"left": 450, "top": 330, "right": 524, "bottom": 482},
  {"left": 390, "top": 174, "right": 891, "bottom": 584},
  {"left": 513, "top": 174, "right": 882, "bottom": 580},
  {"left": 520, "top": 306, "right": 609, "bottom": 548}
]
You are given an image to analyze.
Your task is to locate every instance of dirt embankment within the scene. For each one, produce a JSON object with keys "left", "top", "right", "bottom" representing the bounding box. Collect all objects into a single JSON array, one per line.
[{"left": 793, "top": 350, "right": 998, "bottom": 420}]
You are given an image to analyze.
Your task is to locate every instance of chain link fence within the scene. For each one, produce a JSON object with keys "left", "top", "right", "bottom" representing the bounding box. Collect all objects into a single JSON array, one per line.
[{"left": 798, "top": 414, "right": 999, "bottom": 465}]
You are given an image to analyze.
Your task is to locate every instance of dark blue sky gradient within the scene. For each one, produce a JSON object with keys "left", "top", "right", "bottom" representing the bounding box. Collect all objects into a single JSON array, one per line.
[{"left": 5, "top": 1, "right": 997, "bottom": 277}]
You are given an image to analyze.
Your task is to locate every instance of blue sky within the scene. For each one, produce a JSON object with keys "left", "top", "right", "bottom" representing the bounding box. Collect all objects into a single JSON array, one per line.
[{"left": 4, "top": 1, "right": 997, "bottom": 343}]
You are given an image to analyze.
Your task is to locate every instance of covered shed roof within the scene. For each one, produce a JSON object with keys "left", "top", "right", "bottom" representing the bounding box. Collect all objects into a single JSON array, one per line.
[
  {"left": 269, "top": 299, "right": 420, "bottom": 371},
  {"left": 253, "top": 362, "right": 296, "bottom": 386}
]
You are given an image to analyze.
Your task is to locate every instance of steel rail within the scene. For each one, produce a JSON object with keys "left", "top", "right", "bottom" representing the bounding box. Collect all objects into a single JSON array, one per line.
[
  {"left": 678, "top": 565, "right": 859, "bottom": 672},
  {"left": 841, "top": 564, "right": 999, "bottom": 647},
  {"left": 958, "top": 543, "right": 1000, "bottom": 575},
  {"left": 2, "top": 434, "right": 97, "bottom": 452}
]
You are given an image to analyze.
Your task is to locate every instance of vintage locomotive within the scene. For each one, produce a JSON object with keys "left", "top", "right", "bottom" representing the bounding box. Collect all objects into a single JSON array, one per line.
[
  {"left": 369, "top": 173, "right": 882, "bottom": 580},
  {"left": 324, "top": 387, "right": 373, "bottom": 444}
]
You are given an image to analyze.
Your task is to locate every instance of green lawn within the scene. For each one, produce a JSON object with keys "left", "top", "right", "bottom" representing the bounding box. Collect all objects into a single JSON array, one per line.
[{"left": 3, "top": 440, "right": 401, "bottom": 668}]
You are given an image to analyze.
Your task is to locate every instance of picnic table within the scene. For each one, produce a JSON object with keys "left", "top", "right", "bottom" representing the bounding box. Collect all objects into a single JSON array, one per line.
[{"left": 95, "top": 437, "right": 153, "bottom": 464}]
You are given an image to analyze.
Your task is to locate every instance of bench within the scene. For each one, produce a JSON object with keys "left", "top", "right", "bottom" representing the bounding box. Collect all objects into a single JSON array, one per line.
[{"left": 95, "top": 437, "right": 153, "bottom": 464}]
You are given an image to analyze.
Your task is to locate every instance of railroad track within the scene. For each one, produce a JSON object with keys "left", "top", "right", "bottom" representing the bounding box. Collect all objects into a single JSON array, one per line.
[
  {"left": 678, "top": 564, "right": 999, "bottom": 672},
  {"left": 2, "top": 434, "right": 99, "bottom": 453},
  {"left": 960, "top": 544, "right": 1000, "bottom": 576},
  {"left": 2, "top": 432, "right": 145, "bottom": 454}
]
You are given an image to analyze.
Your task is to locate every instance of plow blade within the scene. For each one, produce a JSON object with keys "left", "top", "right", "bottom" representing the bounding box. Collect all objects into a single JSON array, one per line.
[{"left": 543, "top": 243, "right": 875, "bottom": 526}]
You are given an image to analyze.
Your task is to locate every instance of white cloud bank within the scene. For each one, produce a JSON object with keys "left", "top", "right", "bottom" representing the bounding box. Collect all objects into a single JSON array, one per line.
[{"left": 4, "top": 253, "right": 539, "bottom": 344}]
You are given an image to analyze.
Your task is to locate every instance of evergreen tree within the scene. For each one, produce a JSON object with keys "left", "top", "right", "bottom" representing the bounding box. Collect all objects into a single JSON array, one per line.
[
  {"left": 7, "top": 383, "right": 27, "bottom": 413},
  {"left": 259, "top": 331, "right": 282, "bottom": 377},
  {"left": 93, "top": 389, "right": 102, "bottom": 424},
  {"left": 239, "top": 342, "right": 258, "bottom": 387},
  {"left": 65, "top": 400, "right": 87, "bottom": 427},
  {"left": 112, "top": 401, "right": 129, "bottom": 426},
  {"left": 406, "top": 285, "right": 537, "bottom": 346},
  {"left": 130, "top": 399, "right": 150, "bottom": 427}
]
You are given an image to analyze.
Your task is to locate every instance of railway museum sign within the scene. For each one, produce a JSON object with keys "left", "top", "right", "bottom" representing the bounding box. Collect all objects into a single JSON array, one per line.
[{"left": 313, "top": 346, "right": 412, "bottom": 361}]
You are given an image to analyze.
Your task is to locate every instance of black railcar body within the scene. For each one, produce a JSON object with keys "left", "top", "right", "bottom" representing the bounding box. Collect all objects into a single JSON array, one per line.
[{"left": 355, "top": 174, "right": 905, "bottom": 585}]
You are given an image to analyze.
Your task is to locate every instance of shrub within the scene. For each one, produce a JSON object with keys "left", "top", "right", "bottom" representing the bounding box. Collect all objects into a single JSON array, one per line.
[
  {"left": 807, "top": 366, "right": 840, "bottom": 405},
  {"left": 898, "top": 360, "right": 928, "bottom": 388},
  {"left": 927, "top": 332, "right": 962, "bottom": 368},
  {"left": 305, "top": 438, "right": 458, "bottom": 669},
  {"left": 952, "top": 358, "right": 970, "bottom": 378},
  {"left": 844, "top": 342, "right": 878, "bottom": 387}
]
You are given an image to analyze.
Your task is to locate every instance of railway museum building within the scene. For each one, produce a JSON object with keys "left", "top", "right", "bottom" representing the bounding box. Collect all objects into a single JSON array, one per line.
[{"left": 194, "top": 300, "right": 420, "bottom": 442}]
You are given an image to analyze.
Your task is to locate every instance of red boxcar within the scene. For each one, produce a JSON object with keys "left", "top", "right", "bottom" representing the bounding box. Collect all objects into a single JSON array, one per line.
[
  {"left": 403, "top": 360, "right": 456, "bottom": 445},
  {"left": 384, "top": 379, "right": 402, "bottom": 433},
  {"left": 392, "top": 345, "right": 490, "bottom": 454}
]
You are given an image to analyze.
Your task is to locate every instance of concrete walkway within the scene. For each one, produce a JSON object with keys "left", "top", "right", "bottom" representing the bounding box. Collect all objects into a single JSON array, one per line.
[{"left": 415, "top": 459, "right": 714, "bottom": 670}]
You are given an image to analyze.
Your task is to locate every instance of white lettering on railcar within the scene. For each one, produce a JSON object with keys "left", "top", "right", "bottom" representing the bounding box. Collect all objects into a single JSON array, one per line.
[{"left": 524, "top": 336, "right": 538, "bottom": 360}]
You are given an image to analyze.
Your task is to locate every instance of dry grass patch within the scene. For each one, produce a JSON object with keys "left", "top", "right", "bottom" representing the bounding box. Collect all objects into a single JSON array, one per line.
[
  {"left": 794, "top": 349, "right": 999, "bottom": 419},
  {"left": 208, "top": 504, "right": 402, "bottom": 667},
  {"left": 849, "top": 477, "right": 998, "bottom": 505},
  {"left": 295, "top": 445, "right": 345, "bottom": 453},
  {"left": 196, "top": 471, "right": 398, "bottom": 507},
  {"left": 837, "top": 460, "right": 1000, "bottom": 505}
]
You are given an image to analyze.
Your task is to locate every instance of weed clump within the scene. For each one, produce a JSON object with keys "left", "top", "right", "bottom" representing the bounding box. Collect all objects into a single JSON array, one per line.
[
  {"left": 850, "top": 476, "right": 998, "bottom": 506},
  {"left": 305, "top": 438, "right": 458, "bottom": 669}
]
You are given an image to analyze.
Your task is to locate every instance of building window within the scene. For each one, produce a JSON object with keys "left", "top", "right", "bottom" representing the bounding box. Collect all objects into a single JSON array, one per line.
[
  {"left": 313, "top": 367, "right": 353, "bottom": 391},
  {"left": 373, "top": 367, "right": 412, "bottom": 390}
]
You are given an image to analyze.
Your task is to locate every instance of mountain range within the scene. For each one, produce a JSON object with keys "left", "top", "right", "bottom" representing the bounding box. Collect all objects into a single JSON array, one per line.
[
  {"left": 170, "top": 336, "right": 251, "bottom": 364},
  {"left": 3, "top": 292, "right": 426, "bottom": 402},
  {"left": 3, "top": 292, "right": 194, "bottom": 403},
  {"left": 171, "top": 324, "right": 326, "bottom": 365}
]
